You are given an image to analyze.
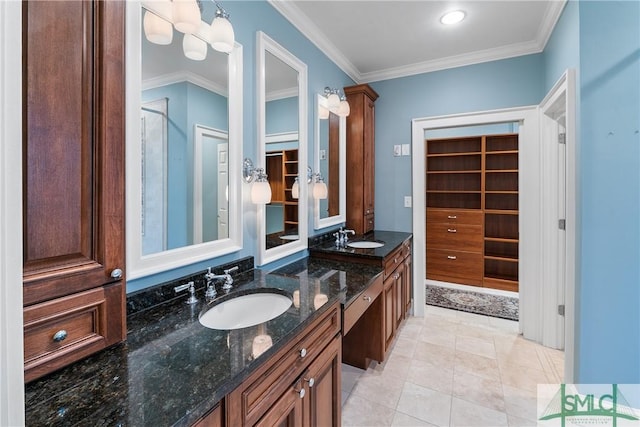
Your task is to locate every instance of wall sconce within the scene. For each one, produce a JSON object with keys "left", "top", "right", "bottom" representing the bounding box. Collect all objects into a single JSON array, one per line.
[
  {"left": 142, "top": 0, "right": 235, "bottom": 59},
  {"left": 291, "top": 166, "right": 313, "bottom": 200},
  {"left": 321, "top": 87, "right": 350, "bottom": 118},
  {"left": 243, "top": 158, "right": 272, "bottom": 204},
  {"left": 312, "top": 173, "right": 328, "bottom": 200}
]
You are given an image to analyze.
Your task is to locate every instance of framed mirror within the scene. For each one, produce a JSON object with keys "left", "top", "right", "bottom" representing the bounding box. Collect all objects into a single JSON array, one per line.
[
  {"left": 126, "top": 3, "right": 243, "bottom": 280},
  {"left": 314, "top": 94, "right": 346, "bottom": 229},
  {"left": 256, "top": 31, "right": 308, "bottom": 266}
]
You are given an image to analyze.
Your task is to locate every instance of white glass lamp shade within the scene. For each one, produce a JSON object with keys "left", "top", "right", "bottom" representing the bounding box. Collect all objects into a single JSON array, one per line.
[
  {"left": 210, "top": 15, "right": 235, "bottom": 53},
  {"left": 291, "top": 178, "right": 299, "bottom": 199},
  {"left": 327, "top": 92, "right": 340, "bottom": 110},
  {"left": 318, "top": 104, "right": 330, "bottom": 120},
  {"left": 292, "top": 290, "right": 300, "bottom": 308},
  {"left": 337, "top": 100, "right": 350, "bottom": 117},
  {"left": 251, "top": 334, "right": 273, "bottom": 359},
  {"left": 313, "top": 180, "right": 328, "bottom": 200},
  {"left": 143, "top": 11, "right": 173, "bottom": 45},
  {"left": 251, "top": 180, "right": 272, "bottom": 204},
  {"left": 183, "top": 33, "right": 207, "bottom": 61},
  {"left": 173, "top": 0, "right": 201, "bottom": 34}
]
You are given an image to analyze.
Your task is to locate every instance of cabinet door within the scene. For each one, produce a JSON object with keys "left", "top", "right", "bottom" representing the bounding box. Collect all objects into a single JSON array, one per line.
[
  {"left": 23, "top": 0, "right": 125, "bottom": 305},
  {"left": 363, "top": 96, "right": 375, "bottom": 218},
  {"left": 403, "top": 255, "right": 413, "bottom": 318},
  {"left": 305, "top": 336, "right": 341, "bottom": 427},
  {"left": 394, "top": 270, "right": 404, "bottom": 329},
  {"left": 255, "top": 381, "right": 304, "bottom": 427},
  {"left": 383, "top": 275, "right": 395, "bottom": 352}
]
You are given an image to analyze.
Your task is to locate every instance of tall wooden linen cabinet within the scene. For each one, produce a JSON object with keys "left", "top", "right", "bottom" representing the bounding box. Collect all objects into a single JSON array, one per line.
[
  {"left": 344, "top": 84, "right": 379, "bottom": 234},
  {"left": 425, "top": 134, "right": 519, "bottom": 292},
  {"left": 22, "top": 0, "right": 126, "bottom": 382}
]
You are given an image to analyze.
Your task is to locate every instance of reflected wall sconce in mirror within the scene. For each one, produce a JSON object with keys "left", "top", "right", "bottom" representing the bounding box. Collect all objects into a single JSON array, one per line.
[
  {"left": 319, "top": 87, "right": 350, "bottom": 118},
  {"left": 312, "top": 173, "right": 328, "bottom": 200},
  {"left": 142, "top": 0, "right": 235, "bottom": 60},
  {"left": 291, "top": 166, "right": 313, "bottom": 199},
  {"left": 243, "top": 158, "right": 272, "bottom": 204}
]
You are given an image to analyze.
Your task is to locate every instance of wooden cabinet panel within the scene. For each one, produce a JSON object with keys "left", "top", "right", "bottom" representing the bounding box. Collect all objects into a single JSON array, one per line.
[
  {"left": 255, "top": 382, "right": 304, "bottom": 427},
  {"left": 403, "top": 254, "right": 413, "bottom": 317},
  {"left": 193, "top": 403, "right": 224, "bottom": 427},
  {"left": 427, "top": 223, "right": 483, "bottom": 252},
  {"left": 427, "top": 209, "right": 483, "bottom": 226},
  {"left": 343, "top": 276, "right": 382, "bottom": 334},
  {"left": 226, "top": 303, "right": 340, "bottom": 426},
  {"left": 383, "top": 275, "right": 395, "bottom": 352},
  {"left": 427, "top": 249, "right": 483, "bottom": 285},
  {"left": 305, "top": 336, "right": 341, "bottom": 427},
  {"left": 345, "top": 84, "right": 378, "bottom": 234},
  {"left": 22, "top": 0, "right": 126, "bottom": 381}
]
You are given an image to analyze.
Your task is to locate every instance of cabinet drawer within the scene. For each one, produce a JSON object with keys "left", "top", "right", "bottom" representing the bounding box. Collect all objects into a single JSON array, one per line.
[
  {"left": 427, "top": 249, "right": 483, "bottom": 283},
  {"left": 427, "top": 223, "right": 483, "bottom": 251},
  {"left": 384, "top": 247, "right": 404, "bottom": 278},
  {"left": 230, "top": 302, "right": 340, "bottom": 425},
  {"left": 344, "top": 275, "right": 383, "bottom": 334},
  {"left": 427, "top": 208, "right": 483, "bottom": 225},
  {"left": 23, "top": 286, "right": 118, "bottom": 382}
]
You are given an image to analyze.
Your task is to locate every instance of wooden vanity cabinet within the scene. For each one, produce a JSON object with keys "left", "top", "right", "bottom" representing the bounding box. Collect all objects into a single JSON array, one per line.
[
  {"left": 225, "top": 302, "right": 341, "bottom": 426},
  {"left": 344, "top": 84, "right": 379, "bottom": 234},
  {"left": 22, "top": 0, "right": 126, "bottom": 382}
]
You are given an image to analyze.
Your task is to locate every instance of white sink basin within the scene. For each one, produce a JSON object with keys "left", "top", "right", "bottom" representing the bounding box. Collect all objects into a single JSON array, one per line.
[
  {"left": 347, "top": 241, "right": 385, "bottom": 249},
  {"left": 199, "top": 291, "right": 292, "bottom": 330}
]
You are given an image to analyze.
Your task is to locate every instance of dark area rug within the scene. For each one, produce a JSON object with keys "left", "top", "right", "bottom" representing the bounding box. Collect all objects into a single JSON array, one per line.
[{"left": 426, "top": 284, "right": 519, "bottom": 321}]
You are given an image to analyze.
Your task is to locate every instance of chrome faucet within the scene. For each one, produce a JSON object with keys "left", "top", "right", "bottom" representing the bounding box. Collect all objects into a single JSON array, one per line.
[
  {"left": 334, "top": 227, "right": 356, "bottom": 247},
  {"left": 174, "top": 281, "right": 198, "bottom": 304},
  {"left": 204, "top": 266, "right": 237, "bottom": 298}
]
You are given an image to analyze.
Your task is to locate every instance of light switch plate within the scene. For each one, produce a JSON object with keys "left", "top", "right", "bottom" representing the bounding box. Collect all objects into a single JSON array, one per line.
[
  {"left": 319, "top": 149, "right": 326, "bottom": 160},
  {"left": 393, "top": 145, "right": 402, "bottom": 157},
  {"left": 401, "top": 144, "right": 410, "bottom": 156},
  {"left": 404, "top": 196, "right": 412, "bottom": 208}
]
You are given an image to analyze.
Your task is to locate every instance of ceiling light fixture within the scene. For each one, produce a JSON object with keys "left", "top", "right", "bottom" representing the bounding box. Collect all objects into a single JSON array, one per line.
[{"left": 440, "top": 10, "right": 466, "bottom": 25}]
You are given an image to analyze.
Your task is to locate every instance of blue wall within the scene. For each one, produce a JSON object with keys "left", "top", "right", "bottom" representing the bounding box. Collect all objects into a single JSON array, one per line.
[
  {"left": 370, "top": 54, "right": 544, "bottom": 232},
  {"left": 576, "top": 0, "right": 640, "bottom": 383}
]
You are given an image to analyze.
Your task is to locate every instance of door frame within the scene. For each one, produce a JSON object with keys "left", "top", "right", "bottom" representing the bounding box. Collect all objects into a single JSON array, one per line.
[{"left": 0, "top": 1, "right": 25, "bottom": 424}]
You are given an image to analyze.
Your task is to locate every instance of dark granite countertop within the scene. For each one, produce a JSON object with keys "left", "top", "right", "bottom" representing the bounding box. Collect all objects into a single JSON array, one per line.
[
  {"left": 309, "top": 230, "right": 412, "bottom": 262},
  {"left": 24, "top": 259, "right": 383, "bottom": 426}
]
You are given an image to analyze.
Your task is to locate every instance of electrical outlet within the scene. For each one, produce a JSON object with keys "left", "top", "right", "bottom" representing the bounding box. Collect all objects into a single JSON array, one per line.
[
  {"left": 393, "top": 145, "right": 402, "bottom": 157},
  {"left": 401, "top": 144, "right": 410, "bottom": 156},
  {"left": 404, "top": 196, "right": 412, "bottom": 208}
]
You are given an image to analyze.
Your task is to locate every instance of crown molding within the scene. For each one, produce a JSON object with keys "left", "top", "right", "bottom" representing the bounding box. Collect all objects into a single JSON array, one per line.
[
  {"left": 266, "top": 87, "right": 298, "bottom": 102},
  {"left": 267, "top": 0, "right": 361, "bottom": 82},
  {"left": 269, "top": 0, "right": 566, "bottom": 84},
  {"left": 142, "top": 71, "right": 228, "bottom": 96}
]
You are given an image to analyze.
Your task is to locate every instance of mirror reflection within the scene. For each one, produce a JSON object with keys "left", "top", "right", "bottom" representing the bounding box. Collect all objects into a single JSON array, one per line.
[
  {"left": 318, "top": 109, "right": 340, "bottom": 220},
  {"left": 264, "top": 51, "right": 299, "bottom": 250},
  {"left": 140, "top": 4, "right": 229, "bottom": 256}
]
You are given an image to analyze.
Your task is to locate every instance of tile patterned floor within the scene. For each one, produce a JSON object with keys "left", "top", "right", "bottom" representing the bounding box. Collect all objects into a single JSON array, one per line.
[{"left": 341, "top": 305, "right": 564, "bottom": 427}]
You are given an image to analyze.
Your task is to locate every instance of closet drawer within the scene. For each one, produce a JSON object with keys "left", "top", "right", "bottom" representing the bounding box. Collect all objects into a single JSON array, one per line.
[
  {"left": 427, "top": 249, "right": 483, "bottom": 284},
  {"left": 427, "top": 223, "right": 483, "bottom": 251},
  {"left": 427, "top": 208, "right": 483, "bottom": 225}
]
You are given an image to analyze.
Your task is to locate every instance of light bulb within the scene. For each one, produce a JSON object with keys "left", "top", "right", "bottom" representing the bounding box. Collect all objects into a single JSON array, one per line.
[
  {"left": 173, "top": 0, "right": 201, "bottom": 34},
  {"left": 318, "top": 104, "right": 330, "bottom": 120},
  {"left": 291, "top": 178, "right": 299, "bottom": 199},
  {"left": 210, "top": 11, "right": 235, "bottom": 53},
  {"left": 440, "top": 10, "right": 466, "bottom": 25},
  {"left": 337, "top": 99, "right": 350, "bottom": 117},
  {"left": 327, "top": 92, "right": 340, "bottom": 110},
  {"left": 313, "top": 180, "right": 328, "bottom": 200},
  {"left": 251, "top": 180, "right": 272, "bottom": 204},
  {"left": 143, "top": 11, "right": 173, "bottom": 45},
  {"left": 183, "top": 33, "right": 207, "bottom": 61}
]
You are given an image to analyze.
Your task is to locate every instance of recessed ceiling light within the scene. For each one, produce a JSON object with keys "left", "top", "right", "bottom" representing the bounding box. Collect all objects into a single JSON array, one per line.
[{"left": 440, "top": 10, "right": 466, "bottom": 25}]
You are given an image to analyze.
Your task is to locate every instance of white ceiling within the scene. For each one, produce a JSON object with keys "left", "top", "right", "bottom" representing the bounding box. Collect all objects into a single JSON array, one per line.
[{"left": 269, "top": 0, "right": 567, "bottom": 83}]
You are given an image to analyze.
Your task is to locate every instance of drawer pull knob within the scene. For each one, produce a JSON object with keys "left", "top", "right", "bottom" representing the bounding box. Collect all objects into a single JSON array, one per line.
[
  {"left": 110, "top": 268, "right": 123, "bottom": 279},
  {"left": 448, "top": 215, "right": 457, "bottom": 219},
  {"left": 53, "top": 330, "right": 68, "bottom": 342},
  {"left": 363, "top": 296, "right": 372, "bottom": 302},
  {"left": 447, "top": 228, "right": 457, "bottom": 233},
  {"left": 299, "top": 348, "right": 307, "bottom": 358},
  {"left": 294, "top": 386, "right": 306, "bottom": 399},
  {"left": 305, "top": 377, "right": 315, "bottom": 387},
  {"left": 447, "top": 255, "right": 457, "bottom": 260}
]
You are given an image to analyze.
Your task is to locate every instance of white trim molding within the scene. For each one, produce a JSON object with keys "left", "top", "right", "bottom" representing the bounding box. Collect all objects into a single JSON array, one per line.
[
  {"left": 0, "top": 1, "right": 25, "bottom": 425},
  {"left": 142, "top": 70, "right": 228, "bottom": 97}
]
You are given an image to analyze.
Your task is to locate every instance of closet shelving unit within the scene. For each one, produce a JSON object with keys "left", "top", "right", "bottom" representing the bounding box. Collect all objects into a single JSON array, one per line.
[
  {"left": 425, "top": 134, "right": 519, "bottom": 292},
  {"left": 266, "top": 149, "right": 299, "bottom": 232}
]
